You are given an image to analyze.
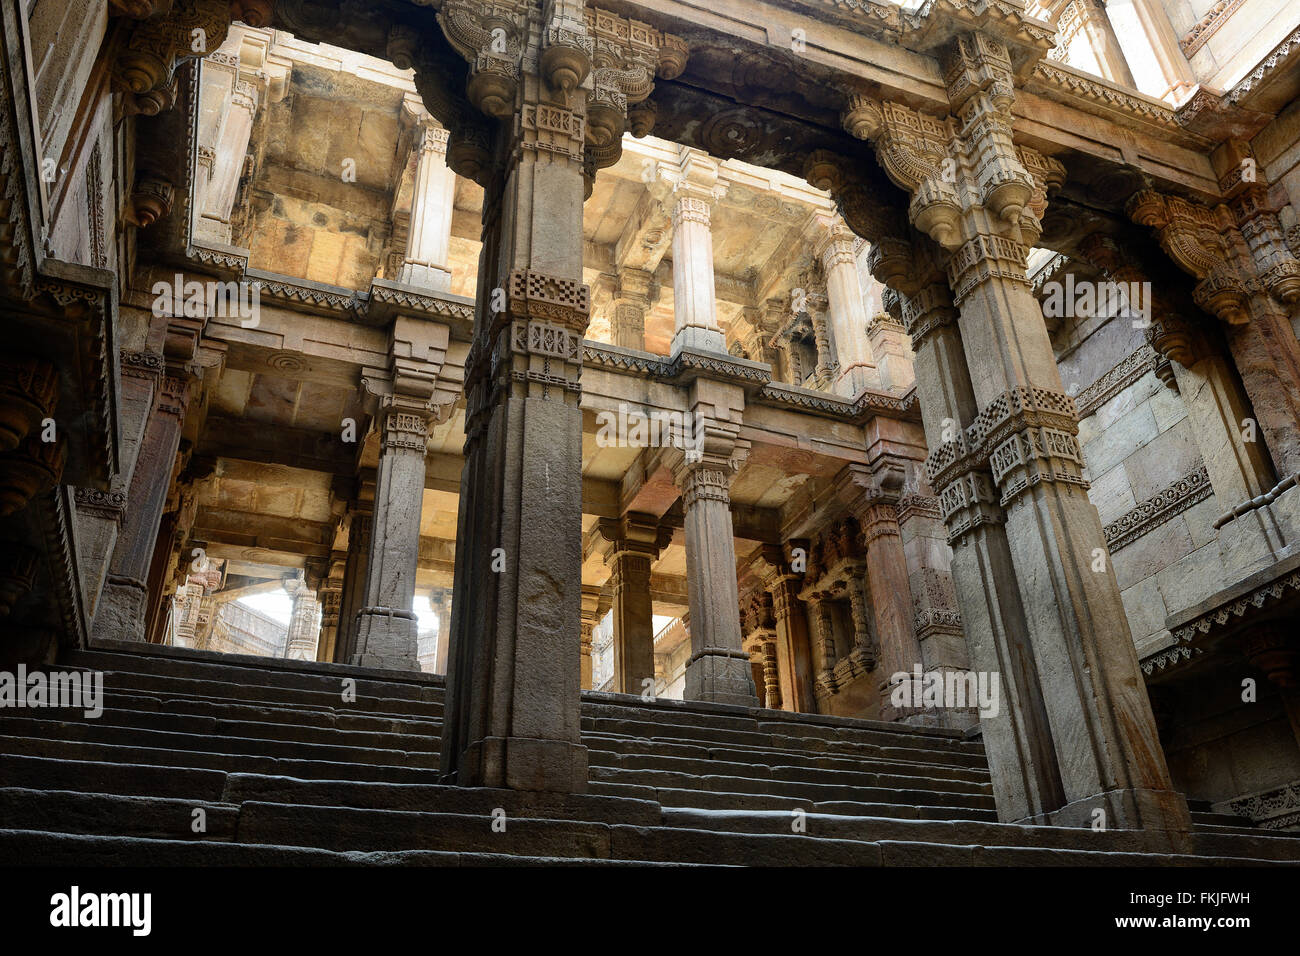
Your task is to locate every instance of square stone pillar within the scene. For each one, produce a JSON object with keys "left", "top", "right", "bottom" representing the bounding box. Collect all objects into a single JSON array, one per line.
[
  {"left": 335, "top": 507, "right": 371, "bottom": 665},
  {"left": 815, "top": 212, "right": 879, "bottom": 396},
  {"left": 762, "top": 561, "right": 815, "bottom": 713},
  {"left": 671, "top": 454, "right": 758, "bottom": 707},
  {"left": 397, "top": 120, "right": 455, "bottom": 292},
  {"left": 75, "top": 349, "right": 159, "bottom": 619},
  {"left": 611, "top": 267, "right": 654, "bottom": 352},
  {"left": 438, "top": 100, "right": 591, "bottom": 797},
  {"left": 93, "top": 374, "right": 190, "bottom": 643},
  {"left": 668, "top": 157, "right": 727, "bottom": 355},
  {"left": 284, "top": 574, "right": 320, "bottom": 661},
  {"left": 594, "top": 513, "right": 664, "bottom": 694},
  {"left": 351, "top": 408, "right": 430, "bottom": 670}
]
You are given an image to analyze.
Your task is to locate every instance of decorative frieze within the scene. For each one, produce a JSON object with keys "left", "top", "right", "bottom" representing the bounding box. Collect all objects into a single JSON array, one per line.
[
  {"left": 1216, "top": 781, "right": 1300, "bottom": 831},
  {"left": 1180, "top": 0, "right": 1247, "bottom": 58},
  {"left": 74, "top": 487, "right": 128, "bottom": 525},
  {"left": 1104, "top": 466, "right": 1212, "bottom": 552},
  {"left": 1074, "top": 344, "right": 1159, "bottom": 419}
]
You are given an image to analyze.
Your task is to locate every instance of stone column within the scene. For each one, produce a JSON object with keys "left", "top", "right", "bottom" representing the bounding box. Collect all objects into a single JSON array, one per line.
[
  {"left": 844, "top": 567, "right": 880, "bottom": 668},
  {"left": 351, "top": 408, "right": 430, "bottom": 670},
  {"left": 93, "top": 374, "right": 189, "bottom": 642},
  {"left": 284, "top": 576, "right": 320, "bottom": 661},
  {"left": 398, "top": 121, "right": 455, "bottom": 292},
  {"left": 764, "top": 564, "right": 814, "bottom": 713},
  {"left": 431, "top": 585, "right": 453, "bottom": 674},
  {"left": 335, "top": 507, "right": 371, "bottom": 665},
  {"left": 595, "top": 513, "right": 662, "bottom": 695},
  {"left": 1076, "top": 0, "right": 1136, "bottom": 87},
  {"left": 197, "top": 78, "right": 257, "bottom": 243},
  {"left": 672, "top": 453, "right": 758, "bottom": 707},
  {"left": 890, "top": 32, "right": 1188, "bottom": 837},
  {"left": 668, "top": 158, "right": 726, "bottom": 355},
  {"left": 317, "top": 586, "right": 342, "bottom": 664},
  {"left": 75, "top": 349, "right": 159, "bottom": 618},
  {"left": 579, "top": 585, "right": 605, "bottom": 691},
  {"left": 875, "top": 259, "right": 1066, "bottom": 822},
  {"left": 611, "top": 267, "right": 653, "bottom": 351},
  {"left": 816, "top": 213, "right": 878, "bottom": 396}
]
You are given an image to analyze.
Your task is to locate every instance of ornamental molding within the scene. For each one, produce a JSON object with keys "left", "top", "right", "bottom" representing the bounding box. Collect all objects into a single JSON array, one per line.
[
  {"left": 1215, "top": 781, "right": 1300, "bottom": 831},
  {"left": 1170, "top": 564, "right": 1300, "bottom": 646},
  {"left": 1228, "top": 26, "right": 1300, "bottom": 105},
  {"left": 1074, "top": 343, "right": 1158, "bottom": 419},
  {"left": 1180, "top": 0, "right": 1247, "bottom": 58},
  {"left": 1104, "top": 465, "right": 1212, "bottom": 553}
]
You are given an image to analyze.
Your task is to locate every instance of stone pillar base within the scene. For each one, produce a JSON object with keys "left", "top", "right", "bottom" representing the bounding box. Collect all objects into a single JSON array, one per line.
[
  {"left": 671, "top": 326, "right": 726, "bottom": 355},
  {"left": 1021, "top": 787, "right": 1193, "bottom": 851},
  {"left": 92, "top": 576, "right": 149, "bottom": 642},
  {"left": 351, "top": 607, "right": 419, "bottom": 670},
  {"left": 685, "top": 648, "right": 759, "bottom": 707},
  {"left": 397, "top": 262, "right": 452, "bottom": 291},
  {"left": 455, "top": 735, "right": 589, "bottom": 793}
]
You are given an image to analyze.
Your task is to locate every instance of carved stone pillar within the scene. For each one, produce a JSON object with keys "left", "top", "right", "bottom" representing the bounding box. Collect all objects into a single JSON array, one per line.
[
  {"left": 816, "top": 213, "right": 878, "bottom": 396},
  {"left": 398, "top": 121, "right": 455, "bottom": 291},
  {"left": 351, "top": 408, "right": 430, "bottom": 670},
  {"left": 595, "top": 513, "right": 663, "bottom": 695},
  {"left": 335, "top": 507, "right": 371, "bottom": 665},
  {"left": 317, "top": 585, "right": 342, "bottom": 664},
  {"left": 93, "top": 375, "right": 190, "bottom": 642},
  {"left": 742, "top": 590, "right": 782, "bottom": 710},
  {"left": 668, "top": 159, "right": 726, "bottom": 355},
  {"left": 196, "top": 49, "right": 258, "bottom": 244},
  {"left": 579, "top": 585, "right": 605, "bottom": 692},
  {"left": 284, "top": 576, "right": 320, "bottom": 661},
  {"left": 916, "top": 32, "right": 1186, "bottom": 836},
  {"left": 764, "top": 564, "right": 814, "bottom": 713},
  {"left": 879, "top": 261, "right": 1064, "bottom": 820},
  {"left": 838, "top": 470, "right": 926, "bottom": 721},
  {"left": 430, "top": 585, "right": 453, "bottom": 674},
  {"left": 672, "top": 453, "right": 758, "bottom": 707},
  {"left": 435, "top": 0, "right": 683, "bottom": 794},
  {"left": 74, "top": 350, "right": 157, "bottom": 617},
  {"left": 611, "top": 267, "right": 653, "bottom": 351}
]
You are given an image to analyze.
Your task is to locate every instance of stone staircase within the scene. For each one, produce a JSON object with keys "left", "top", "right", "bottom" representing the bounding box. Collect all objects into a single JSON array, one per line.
[{"left": 2, "top": 642, "right": 1298, "bottom": 865}]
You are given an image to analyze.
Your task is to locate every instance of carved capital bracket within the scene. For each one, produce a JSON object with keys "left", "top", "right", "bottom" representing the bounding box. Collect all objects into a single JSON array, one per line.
[{"left": 113, "top": 0, "right": 234, "bottom": 115}]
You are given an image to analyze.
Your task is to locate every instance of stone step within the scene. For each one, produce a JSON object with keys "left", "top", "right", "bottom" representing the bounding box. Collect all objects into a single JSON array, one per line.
[
  {"left": 0, "top": 753, "right": 229, "bottom": 802},
  {"left": 0, "top": 829, "right": 698, "bottom": 866},
  {"left": 585, "top": 747, "right": 991, "bottom": 788},
  {"left": 588, "top": 761, "right": 991, "bottom": 800},
  {"left": 0, "top": 787, "right": 239, "bottom": 841},
  {"left": 589, "top": 780, "right": 999, "bottom": 820},
  {"left": 50, "top": 665, "right": 441, "bottom": 717},
  {"left": 217, "top": 775, "right": 663, "bottom": 824},
  {"left": 587, "top": 775, "right": 996, "bottom": 812},
  {"left": 580, "top": 713, "right": 984, "bottom": 756},
  {"left": 0, "top": 702, "right": 441, "bottom": 752},
  {"left": 88, "top": 686, "right": 443, "bottom": 728},
  {"left": 71, "top": 643, "right": 445, "bottom": 698},
  {"left": 0, "top": 734, "right": 440, "bottom": 783},
  {"left": 580, "top": 730, "right": 990, "bottom": 770},
  {"left": 659, "top": 808, "right": 1300, "bottom": 862},
  {"left": 581, "top": 693, "right": 979, "bottom": 744},
  {"left": 580, "top": 718, "right": 985, "bottom": 763},
  {"left": 0, "top": 715, "right": 440, "bottom": 768}
]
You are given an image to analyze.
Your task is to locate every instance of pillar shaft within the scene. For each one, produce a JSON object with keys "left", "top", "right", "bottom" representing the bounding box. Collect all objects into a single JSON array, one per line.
[
  {"left": 93, "top": 375, "right": 189, "bottom": 642},
  {"left": 818, "top": 216, "right": 877, "bottom": 396},
  {"left": 607, "top": 550, "right": 656, "bottom": 695},
  {"left": 399, "top": 123, "right": 455, "bottom": 291},
  {"left": 673, "top": 457, "right": 758, "bottom": 707},
  {"left": 352, "top": 410, "right": 428, "bottom": 670},
  {"left": 669, "top": 178, "right": 724, "bottom": 354},
  {"left": 439, "top": 80, "right": 591, "bottom": 794},
  {"left": 767, "top": 573, "right": 814, "bottom": 713}
]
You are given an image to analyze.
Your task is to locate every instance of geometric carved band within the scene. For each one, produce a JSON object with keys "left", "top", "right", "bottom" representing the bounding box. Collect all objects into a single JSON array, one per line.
[
  {"left": 1104, "top": 465, "right": 1212, "bottom": 553},
  {"left": 507, "top": 268, "right": 591, "bottom": 332}
]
